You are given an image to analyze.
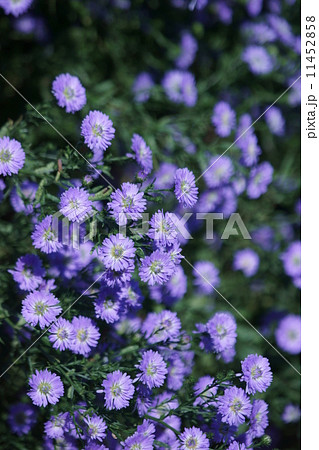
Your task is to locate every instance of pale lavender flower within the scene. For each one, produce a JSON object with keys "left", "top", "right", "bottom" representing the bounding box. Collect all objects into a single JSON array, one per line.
[
  {"left": 174, "top": 167, "right": 198, "bottom": 208},
  {"left": 217, "top": 386, "right": 252, "bottom": 426},
  {"left": 44, "top": 412, "right": 70, "bottom": 439},
  {"left": 0, "top": 0, "right": 33, "bottom": 17},
  {"left": 132, "top": 72, "right": 154, "bottom": 103},
  {"left": 98, "top": 234, "right": 136, "bottom": 271},
  {"left": 148, "top": 210, "right": 177, "bottom": 247},
  {"left": 282, "top": 404, "right": 301, "bottom": 423},
  {"left": 59, "top": 186, "right": 93, "bottom": 223},
  {"left": 52, "top": 74, "right": 86, "bottom": 113},
  {"left": 193, "top": 261, "right": 220, "bottom": 295},
  {"left": 211, "top": 102, "right": 236, "bottom": 137},
  {"left": 207, "top": 312, "right": 237, "bottom": 353},
  {"left": 81, "top": 110, "right": 115, "bottom": 151},
  {"left": 233, "top": 249, "right": 259, "bottom": 277},
  {"left": 129, "top": 134, "right": 153, "bottom": 175},
  {"left": 28, "top": 369, "right": 64, "bottom": 407},
  {"left": 268, "top": 14, "right": 295, "bottom": 46},
  {"left": 179, "top": 426, "right": 210, "bottom": 450},
  {"left": 139, "top": 250, "right": 175, "bottom": 286},
  {"left": 265, "top": 106, "right": 285, "bottom": 136},
  {"left": 181, "top": 72, "right": 197, "bottom": 106},
  {"left": 248, "top": 399, "right": 269, "bottom": 439},
  {"left": 22, "top": 291, "right": 62, "bottom": 329},
  {"left": 246, "top": 0, "right": 263, "bottom": 16},
  {"left": 242, "top": 46, "right": 274, "bottom": 75},
  {"left": 246, "top": 161, "right": 273, "bottom": 199},
  {"left": 240, "top": 134, "right": 261, "bottom": 167},
  {"left": 142, "top": 310, "right": 181, "bottom": 344},
  {"left": 71, "top": 316, "right": 100, "bottom": 356},
  {"left": 108, "top": 182, "right": 147, "bottom": 225},
  {"left": 8, "top": 403, "right": 37, "bottom": 436},
  {"left": 119, "top": 281, "right": 143, "bottom": 310},
  {"left": 0, "top": 136, "right": 25, "bottom": 176},
  {"left": 49, "top": 318, "right": 75, "bottom": 351},
  {"left": 227, "top": 443, "right": 247, "bottom": 450},
  {"left": 136, "top": 350, "right": 168, "bottom": 389},
  {"left": 84, "top": 414, "right": 107, "bottom": 441},
  {"left": 203, "top": 156, "right": 234, "bottom": 189},
  {"left": 10, "top": 180, "right": 38, "bottom": 215},
  {"left": 9, "top": 254, "right": 45, "bottom": 291},
  {"left": 175, "top": 31, "right": 198, "bottom": 69},
  {"left": 241, "top": 22, "right": 276, "bottom": 44},
  {"left": 162, "top": 70, "right": 197, "bottom": 107},
  {"left": 275, "top": 314, "right": 301, "bottom": 354},
  {"left": 154, "top": 162, "right": 177, "bottom": 189},
  {"left": 99, "top": 370, "right": 135, "bottom": 410},
  {"left": 241, "top": 354, "right": 273, "bottom": 394},
  {"left": 281, "top": 241, "right": 301, "bottom": 280},
  {"left": 31, "top": 215, "right": 63, "bottom": 254},
  {"left": 94, "top": 289, "right": 121, "bottom": 324}
]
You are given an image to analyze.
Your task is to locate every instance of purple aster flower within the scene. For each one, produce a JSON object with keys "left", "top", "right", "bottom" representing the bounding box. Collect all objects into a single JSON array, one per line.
[
  {"left": 31, "top": 215, "right": 63, "bottom": 254},
  {"left": 175, "top": 31, "right": 198, "bottom": 69},
  {"left": 44, "top": 412, "right": 70, "bottom": 439},
  {"left": 282, "top": 404, "right": 301, "bottom": 423},
  {"left": 275, "top": 314, "right": 301, "bottom": 354},
  {"left": 81, "top": 110, "right": 115, "bottom": 151},
  {"left": 193, "top": 376, "right": 218, "bottom": 406},
  {"left": 196, "top": 189, "right": 221, "bottom": 213},
  {"left": 179, "top": 426, "right": 210, "bottom": 450},
  {"left": 174, "top": 167, "right": 198, "bottom": 208},
  {"left": 136, "top": 350, "right": 168, "bottom": 389},
  {"left": 10, "top": 180, "right": 38, "bottom": 215},
  {"left": 164, "top": 265, "right": 187, "bottom": 304},
  {"left": 236, "top": 114, "right": 253, "bottom": 148},
  {"left": 148, "top": 210, "right": 177, "bottom": 247},
  {"left": 108, "top": 182, "right": 147, "bottom": 225},
  {"left": 265, "top": 106, "right": 285, "bottom": 136},
  {"left": 99, "top": 370, "right": 135, "bottom": 410},
  {"left": 281, "top": 241, "right": 301, "bottom": 280},
  {"left": 233, "top": 249, "right": 259, "bottom": 277},
  {"left": 181, "top": 71, "right": 197, "bottom": 106},
  {"left": 0, "top": 136, "right": 25, "bottom": 176},
  {"left": 71, "top": 316, "right": 100, "bottom": 356},
  {"left": 248, "top": 399, "right": 269, "bottom": 439},
  {"left": 203, "top": 156, "right": 234, "bottom": 189},
  {"left": 59, "top": 186, "right": 93, "bottom": 223},
  {"left": 28, "top": 369, "right": 64, "bottom": 407},
  {"left": 217, "top": 386, "right": 252, "bottom": 426},
  {"left": 98, "top": 233, "right": 135, "bottom": 271},
  {"left": 241, "top": 354, "right": 273, "bottom": 394},
  {"left": 242, "top": 46, "right": 274, "bottom": 75},
  {"left": 268, "top": 14, "right": 295, "bottom": 46},
  {"left": 252, "top": 226, "right": 276, "bottom": 251},
  {"left": 242, "top": 22, "right": 276, "bottom": 45},
  {"left": 193, "top": 261, "right": 220, "bottom": 295},
  {"left": 240, "top": 134, "right": 261, "bottom": 167},
  {"left": 52, "top": 74, "right": 86, "bottom": 113},
  {"left": 246, "top": 0, "right": 263, "bottom": 16},
  {"left": 166, "top": 355, "right": 188, "bottom": 391},
  {"left": 246, "top": 161, "right": 273, "bottom": 199},
  {"left": 207, "top": 312, "right": 237, "bottom": 353},
  {"left": 167, "top": 240, "right": 184, "bottom": 265},
  {"left": 9, "top": 254, "right": 45, "bottom": 291},
  {"left": 119, "top": 280, "right": 143, "bottom": 310},
  {"left": 227, "top": 443, "right": 247, "bottom": 450},
  {"left": 0, "top": 0, "right": 33, "bottom": 17},
  {"left": 103, "top": 261, "right": 134, "bottom": 288},
  {"left": 22, "top": 291, "right": 62, "bottom": 329},
  {"left": 84, "top": 414, "right": 107, "bottom": 441},
  {"left": 48, "top": 318, "right": 75, "bottom": 351},
  {"left": 8, "top": 403, "right": 37, "bottom": 436},
  {"left": 123, "top": 430, "right": 154, "bottom": 450},
  {"left": 139, "top": 250, "right": 175, "bottom": 286},
  {"left": 142, "top": 310, "right": 181, "bottom": 344},
  {"left": 154, "top": 162, "right": 177, "bottom": 190},
  {"left": 94, "top": 288, "right": 121, "bottom": 324},
  {"left": 162, "top": 70, "right": 197, "bottom": 107},
  {"left": 129, "top": 134, "right": 153, "bottom": 175},
  {"left": 132, "top": 72, "right": 154, "bottom": 103},
  {"left": 211, "top": 102, "right": 236, "bottom": 137}
]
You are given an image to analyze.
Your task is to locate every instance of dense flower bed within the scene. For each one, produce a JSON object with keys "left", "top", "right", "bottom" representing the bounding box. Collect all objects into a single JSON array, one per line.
[{"left": 0, "top": 0, "right": 300, "bottom": 449}]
